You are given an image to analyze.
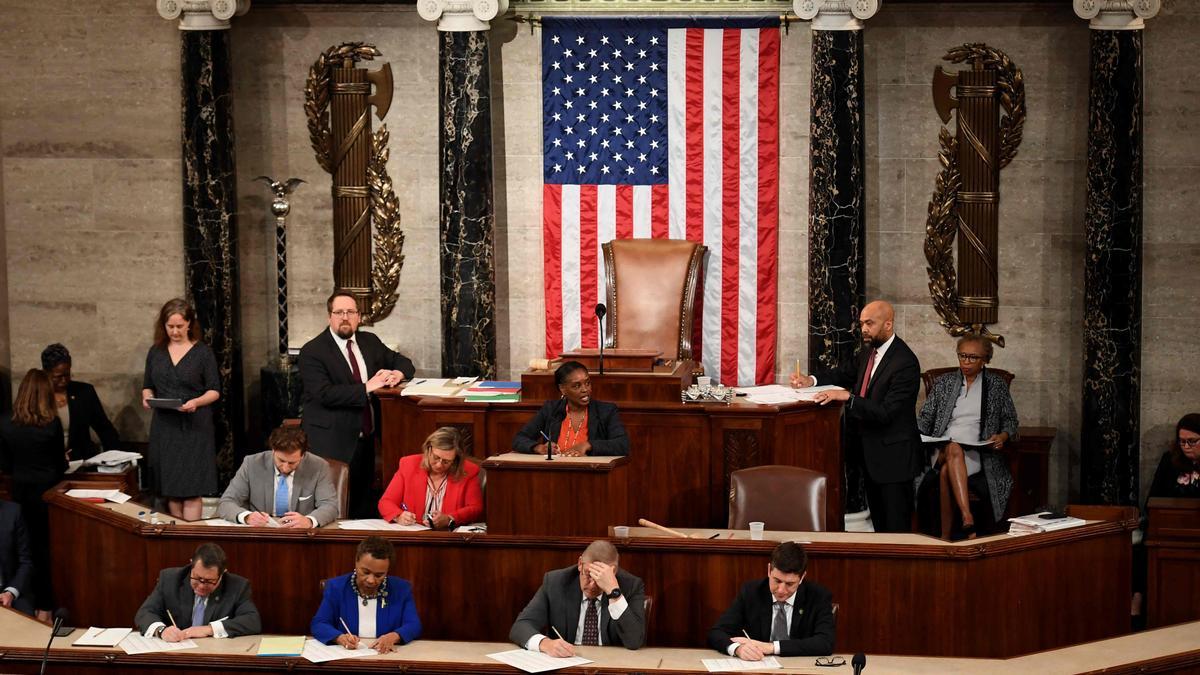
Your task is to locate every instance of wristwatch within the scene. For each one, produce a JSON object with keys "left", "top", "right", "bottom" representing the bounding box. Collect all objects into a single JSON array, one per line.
[
  {"left": 606, "top": 587, "right": 622, "bottom": 600},
  {"left": 154, "top": 625, "right": 166, "bottom": 639}
]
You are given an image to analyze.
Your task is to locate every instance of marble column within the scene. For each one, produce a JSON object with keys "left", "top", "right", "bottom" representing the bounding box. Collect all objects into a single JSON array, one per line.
[
  {"left": 160, "top": 0, "right": 251, "bottom": 480},
  {"left": 419, "top": 0, "right": 508, "bottom": 378},
  {"left": 797, "top": 0, "right": 879, "bottom": 515},
  {"left": 1075, "top": 0, "right": 1159, "bottom": 505}
]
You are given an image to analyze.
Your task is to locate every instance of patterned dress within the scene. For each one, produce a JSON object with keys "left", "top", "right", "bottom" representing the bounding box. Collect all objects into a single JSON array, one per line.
[{"left": 143, "top": 343, "right": 219, "bottom": 497}]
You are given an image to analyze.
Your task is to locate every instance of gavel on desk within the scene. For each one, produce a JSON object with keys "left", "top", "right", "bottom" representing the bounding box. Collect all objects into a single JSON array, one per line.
[{"left": 637, "top": 518, "right": 705, "bottom": 539}]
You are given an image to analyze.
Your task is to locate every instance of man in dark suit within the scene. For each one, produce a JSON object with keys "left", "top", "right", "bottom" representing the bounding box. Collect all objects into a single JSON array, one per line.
[
  {"left": 510, "top": 540, "right": 646, "bottom": 656},
  {"left": 794, "top": 300, "right": 922, "bottom": 533},
  {"left": 135, "top": 543, "right": 261, "bottom": 641},
  {"left": 299, "top": 290, "right": 415, "bottom": 518},
  {"left": 0, "top": 501, "right": 36, "bottom": 616},
  {"left": 216, "top": 426, "right": 340, "bottom": 527},
  {"left": 708, "top": 542, "right": 835, "bottom": 659}
]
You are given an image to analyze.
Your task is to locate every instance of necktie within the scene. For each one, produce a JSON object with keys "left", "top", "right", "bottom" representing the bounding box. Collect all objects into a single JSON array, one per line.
[
  {"left": 770, "top": 601, "right": 788, "bottom": 641},
  {"left": 581, "top": 598, "right": 600, "bottom": 646},
  {"left": 858, "top": 348, "right": 878, "bottom": 397},
  {"left": 274, "top": 472, "right": 289, "bottom": 517},
  {"left": 346, "top": 339, "right": 373, "bottom": 436},
  {"left": 192, "top": 596, "right": 206, "bottom": 629}
]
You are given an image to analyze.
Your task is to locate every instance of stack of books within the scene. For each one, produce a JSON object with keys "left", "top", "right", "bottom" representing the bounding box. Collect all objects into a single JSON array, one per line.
[
  {"left": 1007, "top": 512, "right": 1086, "bottom": 535},
  {"left": 464, "top": 381, "right": 522, "bottom": 403}
]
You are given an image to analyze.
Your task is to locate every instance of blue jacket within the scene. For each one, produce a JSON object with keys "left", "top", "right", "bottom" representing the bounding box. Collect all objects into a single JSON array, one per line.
[{"left": 311, "top": 573, "right": 421, "bottom": 645}]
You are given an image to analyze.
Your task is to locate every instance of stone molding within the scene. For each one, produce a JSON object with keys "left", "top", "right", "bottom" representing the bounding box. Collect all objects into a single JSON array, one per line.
[
  {"left": 794, "top": 0, "right": 880, "bottom": 31},
  {"left": 157, "top": 0, "right": 251, "bottom": 30},
  {"left": 418, "top": 0, "right": 510, "bottom": 31},
  {"left": 1073, "top": 0, "right": 1160, "bottom": 30}
]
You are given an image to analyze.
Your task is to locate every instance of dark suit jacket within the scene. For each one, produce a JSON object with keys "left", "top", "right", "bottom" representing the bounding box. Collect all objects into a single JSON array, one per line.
[
  {"left": 311, "top": 573, "right": 421, "bottom": 645},
  {"left": 0, "top": 501, "right": 35, "bottom": 615},
  {"left": 299, "top": 329, "right": 415, "bottom": 464},
  {"left": 815, "top": 336, "right": 922, "bottom": 484},
  {"left": 64, "top": 381, "right": 121, "bottom": 460},
  {"left": 512, "top": 399, "right": 630, "bottom": 456},
  {"left": 0, "top": 415, "right": 67, "bottom": 488},
  {"left": 134, "top": 566, "right": 262, "bottom": 638},
  {"left": 708, "top": 578, "right": 836, "bottom": 657},
  {"left": 509, "top": 566, "right": 646, "bottom": 649}
]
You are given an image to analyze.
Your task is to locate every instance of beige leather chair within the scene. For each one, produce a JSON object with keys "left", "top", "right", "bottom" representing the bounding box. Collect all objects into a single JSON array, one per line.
[
  {"left": 601, "top": 239, "right": 707, "bottom": 361},
  {"left": 728, "top": 465, "right": 827, "bottom": 532},
  {"left": 326, "top": 458, "right": 350, "bottom": 520}
]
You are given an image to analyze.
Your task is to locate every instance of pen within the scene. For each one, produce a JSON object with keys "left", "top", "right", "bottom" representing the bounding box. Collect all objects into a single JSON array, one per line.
[
  {"left": 742, "top": 629, "right": 752, "bottom": 640},
  {"left": 552, "top": 626, "right": 567, "bottom": 642},
  {"left": 410, "top": 379, "right": 426, "bottom": 386},
  {"left": 707, "top": 532, "right": 720, "bottom": 539},
  {"left": 539, "top": 430, "right": 552, "bottom": 443},
  {"left": 340, "top": 617, "right": 353, "bottom": 636},
  {"left": 166, "top": 609, "right": 178, "bottom": 630}
]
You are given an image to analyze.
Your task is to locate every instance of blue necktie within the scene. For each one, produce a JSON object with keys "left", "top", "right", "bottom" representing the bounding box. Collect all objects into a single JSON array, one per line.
[
  {"left": 192, "top": 596, "right": 206, "bottom": 628},
  {"left": 274, "top": 473, "right": 289, "bottom": 517}
]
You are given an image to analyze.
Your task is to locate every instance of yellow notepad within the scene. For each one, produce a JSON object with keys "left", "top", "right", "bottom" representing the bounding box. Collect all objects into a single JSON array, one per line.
[{"left": 257, "top": 635, "right": 306, "bottom": 656}]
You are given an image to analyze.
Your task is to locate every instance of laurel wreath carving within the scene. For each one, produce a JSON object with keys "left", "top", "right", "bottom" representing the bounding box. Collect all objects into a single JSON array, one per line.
[
  {"left": 924, "top": 44, "right": 1025, "bottom": 348},
  {"left": 303, "top": 42, "right": 403, "bottom": 325}
]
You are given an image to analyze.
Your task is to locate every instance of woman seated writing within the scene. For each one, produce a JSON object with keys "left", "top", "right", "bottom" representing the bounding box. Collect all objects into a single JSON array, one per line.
[
  {"left": 916, "top": 335, "right": 1019, "bottom": 539},
  {"left": 377, "top": 427, "right": 483, "bottom": 530},
  {"left": 512, "top": 360, "right": 630, "bottom": 457}
]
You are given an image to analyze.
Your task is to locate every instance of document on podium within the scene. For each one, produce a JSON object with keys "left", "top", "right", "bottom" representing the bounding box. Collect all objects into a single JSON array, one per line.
[
  {"left": 486, "top": 648, "right": 593, "bottom": 672},
  {"left": 701, "top": 655, "right": 782, "bottom": 671}
]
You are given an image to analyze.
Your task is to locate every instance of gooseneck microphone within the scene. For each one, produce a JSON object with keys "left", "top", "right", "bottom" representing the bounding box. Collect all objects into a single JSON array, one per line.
[
  {"left": 39, "top": 608, "right": 70, "bottom": 675},
  {"left": 595, "top": 303, "right": 607, "bottom": 375},
  {"left": 852, "top": 652, "right": 866, "bottom": 675}
]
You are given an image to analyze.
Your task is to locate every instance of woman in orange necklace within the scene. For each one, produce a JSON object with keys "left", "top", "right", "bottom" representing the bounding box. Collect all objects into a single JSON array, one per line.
[{"left": 512, "top": 361, "right": 630, "bottom": 457}]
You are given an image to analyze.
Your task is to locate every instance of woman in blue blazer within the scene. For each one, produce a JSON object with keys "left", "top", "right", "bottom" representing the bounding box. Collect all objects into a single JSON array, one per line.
[{"left": 311, "top": 537, "right": 421, "bottom": 652}]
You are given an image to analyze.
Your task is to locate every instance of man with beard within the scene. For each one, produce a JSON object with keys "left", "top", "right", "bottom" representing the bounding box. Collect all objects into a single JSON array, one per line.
[
  {"left": 299, "top": 290, "right": 414, "bottom": 518},
  {"left": 792, "top": 300, "right": 922, "bottom": 532}
]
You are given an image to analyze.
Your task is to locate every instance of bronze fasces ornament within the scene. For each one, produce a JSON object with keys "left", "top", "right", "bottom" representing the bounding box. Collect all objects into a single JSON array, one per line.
[
  {"left": 924, "top": 44, "right": 1025, "bottom": 347},
  {"left": 304, "top": 43, "right": 405, "bottom": 325}
]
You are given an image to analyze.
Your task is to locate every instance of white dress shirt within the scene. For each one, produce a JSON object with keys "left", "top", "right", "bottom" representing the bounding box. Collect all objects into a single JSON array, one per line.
[
  {"left": 811, "top": 333, "right": 895, "bottom": 389},
  {"left": 523, "top": 593, "right": 629, "bottom": 651}
]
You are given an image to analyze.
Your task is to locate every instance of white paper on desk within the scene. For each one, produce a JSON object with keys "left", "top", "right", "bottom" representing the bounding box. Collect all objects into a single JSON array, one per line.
[
  {"left": 73, "top": 626, "right": 133, "bottom": 647},
  {"left": 487, "top": 648, "right": 593, "bottom": 673},
  {"left": 202, "top": 518, "right": 248, "bottom": 527},
  {"left": 338, "top": 519, "right": 430, "bottom": 532},
  {"left": 119, "top": 633, "right": 198, "bottom": 654},
  {"left": 792, "top": 385, "right": 843, "bottom": 401},
  {"left": 745, "top": 392, "right": 803, "bottom": 405},
  {"left": 65, "top": 489, "right": 132, "bottom": 504},
  {"left": 733, "top": 384, "right": 796, "bottom": 397},
  {"left": 454, "top": 522, "right": 487, "bottom": 533},
  {"left": 701, "top": 655, "right": 783, "bottom": 672},
  {"left": 85, "top": 450, "right": 143, "bottom": 466},
  {"left": 301, "top": 638, "right": 378, "bottom": 663}
]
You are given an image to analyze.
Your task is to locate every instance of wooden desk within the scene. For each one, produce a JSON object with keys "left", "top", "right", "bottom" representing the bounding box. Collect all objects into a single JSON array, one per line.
[
  {"left": 47, "top": 486, "right": 1135, "bottom": 658},
  {"left": 378, "top": 393, "right": 845, "bottom": 531},
  {"left": 0, "top": 607, "right": 1197, "bottom": 674},
  {"left": 521, "top": 362, "right": 694, "bottom": 402},
  {"left": 1145, "top": 497, "right": 1200, "bottom": 628},
  {"left": 482, "top": 452, "right": 629, "bottom": 536}
]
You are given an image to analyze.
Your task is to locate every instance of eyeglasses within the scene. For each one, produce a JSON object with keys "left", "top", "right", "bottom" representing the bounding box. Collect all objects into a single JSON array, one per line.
[
  {"left": 956, "top": 353, "right": 985, "bottom": 363},
  {"left": 815, "top": 656, "right": 846, "bottom": 667},
  {"left": 331, "top": 309, "right": 360, "bottom": 318},
  {"left": 429, "top": 455, "right": 455, "bottom": 466},
  {"left": 190, "top": 574, "right": 222, "bottom": 587},
  {"left": 1180, "top": 437, "right": 1200, "bottom": 448}
]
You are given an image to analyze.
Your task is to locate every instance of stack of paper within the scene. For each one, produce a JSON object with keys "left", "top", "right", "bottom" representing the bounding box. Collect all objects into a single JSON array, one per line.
[
  {"left": 732, "top": 384, "right": 844, "bottom": 405},
  {"left": 486, "top": 648, "right": 593, "bottom": 673},
  {"left": 65, "top": 489, "right": 132, "bottom": 504},
  {"left": 301, "top": 639, "right": 378, "bottom": 663},
  {"left": 86, "top": 450, "right": 144, "bottom": 466},
  {"left": 73, "top": 627, "right": 133, "bottom": 647},
  {"left": 257, "top": 635, "right": 306, "bottom": 656},
  {"left": 338, "top": 519, "right": 430, "bottom": 532},
  {"left": 118, "top": 633, "right": 198, "bottom": 654},
  {"left": 401, "top": 378, "right": 473, "bottom": 398},
  {"left": 464, "top": 380, "right": 522, "bottom": 403},
  {"left": 701, "top": 655, "right": 783, "bottom": 672},
  {"left": 1007, "top": 512, "right": 1086, "bottom": 535}
]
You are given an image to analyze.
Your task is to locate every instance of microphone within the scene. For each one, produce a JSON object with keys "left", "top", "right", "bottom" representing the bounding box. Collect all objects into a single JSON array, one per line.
[
  {"left": 595, "top": 304, "right": 607, "bottom": 375},
  {"left": 852, "top": 652, "right": 866, "bottom": 675},
  {"left": 39, "top": 608, "right": 70, "bottom": 675}
]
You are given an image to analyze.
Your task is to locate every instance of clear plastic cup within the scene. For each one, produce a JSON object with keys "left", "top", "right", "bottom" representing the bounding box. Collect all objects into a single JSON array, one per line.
[
  {"left": 749, "top": 521, "right": 765, "bottom": 540},
  {"left": 614, "top": 525, "right": 630, "bottom": 538}
]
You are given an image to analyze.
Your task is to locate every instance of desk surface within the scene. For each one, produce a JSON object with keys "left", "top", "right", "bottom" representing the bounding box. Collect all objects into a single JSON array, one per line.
[{"left": 0, "top": 608, "right": 1196, "bottom": 674}]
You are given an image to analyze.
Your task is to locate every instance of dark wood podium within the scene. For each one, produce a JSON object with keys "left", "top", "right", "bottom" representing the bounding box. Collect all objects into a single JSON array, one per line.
[
  {"left": 482, "top": 452, "right": 629, "bottom": 536},
  {"left": 1146, "top": 497, "right": 1200, "bottom": 628}
]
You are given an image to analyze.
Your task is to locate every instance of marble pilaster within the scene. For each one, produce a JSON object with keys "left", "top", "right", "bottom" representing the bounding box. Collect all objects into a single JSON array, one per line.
[
  {"left": 181, "top": 29, "right": 244, "bottom": 480},
  {"left": 438, "top": 30, "right": 498, "bottom": 378}
]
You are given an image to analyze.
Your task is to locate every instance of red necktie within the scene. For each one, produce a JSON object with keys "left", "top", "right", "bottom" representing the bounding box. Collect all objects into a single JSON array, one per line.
[
  {"left": 347, "top": 340, "right": 373, "bottom": 436},
  {"left": 858, "top": 349, "right": 877, "bottom": 397}
]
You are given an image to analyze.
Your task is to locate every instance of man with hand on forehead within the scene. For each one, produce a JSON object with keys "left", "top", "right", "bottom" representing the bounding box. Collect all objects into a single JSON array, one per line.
[{"left": 509, "top": 540, "right": 646, "bottom": 656}]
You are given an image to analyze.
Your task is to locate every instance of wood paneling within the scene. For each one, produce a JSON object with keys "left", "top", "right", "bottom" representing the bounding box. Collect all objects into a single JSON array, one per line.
[{"left": 1146, "top": 498, "right": 1200, "bottom": 628}]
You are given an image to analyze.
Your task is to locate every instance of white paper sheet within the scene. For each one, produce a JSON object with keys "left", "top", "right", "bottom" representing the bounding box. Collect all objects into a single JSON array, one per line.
[
  {"left": 65, "top": 489, "right": 132, "bottom": 504},
  {"left": 85, "top": 450, "right": 144, "bottom": 465},
  {"left": 73, "top": 627, "right": 133, "bottom": 647},
  {"left": 202, "top": 519, "right": 248, "bottom": 527},
  {"left": 300, "top": 638, "right": 379, "bottom": 663},
  {"left": 486, "top": 648, "right": 594, "bottom": 673},
  {"left": 118, "top": 633, "right": 198, "bottom": 654},
  {"left": 701, "top": 655, "right": 783, "bottom": 672},
  {"left": 338, "top": 519, "right": 430, "bottom": 532}
]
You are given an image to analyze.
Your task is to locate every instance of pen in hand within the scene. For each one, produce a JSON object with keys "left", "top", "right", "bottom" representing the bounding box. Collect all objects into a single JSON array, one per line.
[
  {"left": 339, "top": 617, "right": 359, "bottom": 649},
  {"left": 166, "top": 609, "right": 178, "bottom": 630}
]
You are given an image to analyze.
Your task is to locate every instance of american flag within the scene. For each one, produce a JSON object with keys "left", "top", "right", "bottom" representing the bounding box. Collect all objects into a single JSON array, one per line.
[{"left": 540, "top": 17, "right": 780, "bottom": 386}]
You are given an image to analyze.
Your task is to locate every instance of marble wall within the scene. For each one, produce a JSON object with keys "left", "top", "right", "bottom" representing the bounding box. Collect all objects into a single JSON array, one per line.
[{"left": 2, "top": 1, "right": 1196, "bottom": 506}]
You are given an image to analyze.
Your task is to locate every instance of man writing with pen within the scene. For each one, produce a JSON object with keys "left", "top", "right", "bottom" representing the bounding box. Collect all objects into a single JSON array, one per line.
[
  {"left": 311, "top": 537, "right": 421, "bottom": 653},
  {"left": 217, "top": 425, "right": 340, "bottom": 528},
  {"left": 135, "top": 543, "right": 262, "bottom": 641}
]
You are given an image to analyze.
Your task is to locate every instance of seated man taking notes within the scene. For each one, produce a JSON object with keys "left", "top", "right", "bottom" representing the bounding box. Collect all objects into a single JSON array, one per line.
[
  {"left": 708, "top": 542, "right": 835, "bottom": 659},
  {"left": 135, "top": 543, "right": 261, "bottom": 641},
  {"left": 510, "top": 540, "right": 646, "bottom": 655},
  {"left": 217, "top": 425, "right": 339, "bottom": 528}
]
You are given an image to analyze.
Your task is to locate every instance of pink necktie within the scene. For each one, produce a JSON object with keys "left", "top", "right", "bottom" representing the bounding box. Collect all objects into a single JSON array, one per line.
[{"left": 858, "top": 349, "right": 877, "bottom": 397}]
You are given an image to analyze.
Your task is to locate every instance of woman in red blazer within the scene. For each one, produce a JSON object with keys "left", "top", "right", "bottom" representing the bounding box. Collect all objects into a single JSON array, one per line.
[{"left": 378, "top": 427, "right": 483, "bottom": 529}]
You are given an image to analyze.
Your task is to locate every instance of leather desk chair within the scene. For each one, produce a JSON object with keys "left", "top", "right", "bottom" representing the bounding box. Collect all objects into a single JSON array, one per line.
[
  {"left": 728, "top": 466, "right": 827, "bottom": 532},
  {"left": 601, "top": 239, "right": 707, "bottom": 361},
  {"left": 325, "top": 458, "right": 350, "bottom": 520}
]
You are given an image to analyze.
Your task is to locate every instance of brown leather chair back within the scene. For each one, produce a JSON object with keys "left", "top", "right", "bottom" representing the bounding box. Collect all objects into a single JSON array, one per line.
[
  {"left": 325, "top": 458, "right": 350, "bottom": 519},
  {"left": 602, "top": 239, "right": 706, "bottom": 361},
  {"left": 466, "top": 455, "right": 486, "bottom": 497},
  {"left": 728, "top": 465, "right": 827, "bottom": 532},
  {"left": 921, "top": 367, "right": 1014, "bottom": 397}
]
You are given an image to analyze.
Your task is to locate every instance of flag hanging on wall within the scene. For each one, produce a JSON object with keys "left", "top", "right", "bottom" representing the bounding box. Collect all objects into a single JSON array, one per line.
[{"left": 540, "top": 17, "right": 780, "bottom": 386}]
